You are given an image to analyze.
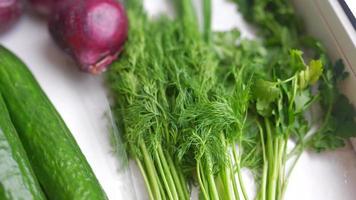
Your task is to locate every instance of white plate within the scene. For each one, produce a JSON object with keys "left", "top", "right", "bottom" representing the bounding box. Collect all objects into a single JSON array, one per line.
[{"left": 1, "top": 0, "right": 356, "bottom": 199}]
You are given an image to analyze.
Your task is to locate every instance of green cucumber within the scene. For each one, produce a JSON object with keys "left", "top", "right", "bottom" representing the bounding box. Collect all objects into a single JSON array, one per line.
[
  {"left": 0, "top": 93, "right": 46, "bottom": 200},
  {"left": 0, "top": 45, "right": 107, "bottom": 200}
]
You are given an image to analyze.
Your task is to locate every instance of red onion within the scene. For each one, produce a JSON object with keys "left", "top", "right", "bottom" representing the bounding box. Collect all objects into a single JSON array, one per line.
[
  {"left": 28, "top": 0, "right": 55, "bottom": 15},
  {"left": 49, "top": 0, "right": 128, "bottom": 74},
  {"left": 0, "top": 0, "right": 23, "bottom": 33}
]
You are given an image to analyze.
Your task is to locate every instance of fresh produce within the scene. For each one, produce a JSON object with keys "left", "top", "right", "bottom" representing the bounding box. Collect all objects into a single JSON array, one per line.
[
  {"left": 108, "top": 0, "right": 250, "bottom": 199},
  {"left": 231, "top": 0, "right": 356, "bottom": 199},
  {"left": 108, "top": 0, "right": 356, "bottom": 199},
  {"left": 0, "top": 0, "right": 23, "bottom": 33},
  {"left": 49, "top": 0, "right": 128, "bottom": 74},
  {"left": 28, "top": 0, "right": 54, "bottom": 15},
  {"left": 0, "top": 93, "right": 46, "bottom": 200},
  {"left": 108, "top": 1, "right": 190, "bottom": 199},
  {"left": 0, "top": 45, "right": 108, "bottom": 200}
]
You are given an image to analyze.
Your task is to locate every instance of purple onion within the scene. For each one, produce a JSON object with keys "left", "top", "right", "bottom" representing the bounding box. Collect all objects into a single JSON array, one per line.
[
  {"left": 49, "top": 0, "right": 128, "bottom": 74},
  {"left": 0, "top": 0, "right": 23, "bottom": 33},
  {"left": 28, "top": 0, "right": 55, "bottom": 15}
]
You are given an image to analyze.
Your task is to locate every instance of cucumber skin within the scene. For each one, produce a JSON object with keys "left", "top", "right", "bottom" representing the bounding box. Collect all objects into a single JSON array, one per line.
[
  {"left": 0, "top": 94, "right": 46, "bottom": 200},
  {"left": 0, "top": 46, "right": 108, "bottom": 200}
]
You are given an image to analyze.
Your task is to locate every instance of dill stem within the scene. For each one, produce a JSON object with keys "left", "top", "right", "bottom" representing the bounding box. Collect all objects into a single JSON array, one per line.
[
  {"left": 136, "top": 158, "right": 154, "bottom": 200},
  {"left": 232, "top": 145, "right": 249, "bottom": 200},
  {"left": 166, "top": 153, "right": 189, "bottom": 200},
  {"left": 230, "top": 157, "right": 240, "bottom": 199},
  {"left": 197, "top": 160, "right": 209, "bottom": 200},
  {"left": 154, "top": 150, "right": 173, "bottom": 199},
  {"left": 177, "top": 166, "right": 190, "bottom": 199},
  {"left": 157, "top": 145, "right": 179, "bottom": 199},
  {"left": 202, "top": 153, "right": 219, "bottom": 200},
  {"left": 203, "top": 0, "right": 212, "bottom": 43},
  {"left": 140, "top": 141, "right": 162, "bottom": 200},
  {"left": 227, "top": 158, "right": 237, "bottom": 200},
  {"left": 220, "top": 135, "right": 237, "bottom": 200},
  {"left": 206, "top": 168, "right": 219, "bottom": 200},
  {"left": 219, "top": 167, "right": 229, "bottom": 199},
  {"left": 221, "top": 152, "right": 236, "bottom": 200}
]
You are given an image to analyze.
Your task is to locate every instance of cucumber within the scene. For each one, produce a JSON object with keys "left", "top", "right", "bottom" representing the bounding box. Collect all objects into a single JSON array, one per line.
[
  {"left": 0, "top": 46, "right": 108, "bottom": 200},
  {"left": 0, "top": 93, "right": 46, "bottom": 200}
]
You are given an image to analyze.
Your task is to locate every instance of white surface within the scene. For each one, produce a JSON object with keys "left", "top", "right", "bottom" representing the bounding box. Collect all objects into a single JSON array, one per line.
[
  {"left": 345, "top": 0, "right": 356, "bottom": 16},
  {"left": 1, "top": 0, "right": 356, "bottom": 199}
]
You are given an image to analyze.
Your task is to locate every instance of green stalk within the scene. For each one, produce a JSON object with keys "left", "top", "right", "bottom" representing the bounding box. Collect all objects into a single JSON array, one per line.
[
  {"left": 229, "top": 148, "right": 240, "bottom": 199},
  {"left": 280, "top": 148, "right": 303, "bottom": 200},
  {"left": 265, "top": 119, "right": 276, "bottom": 200},
  {"left": 219, "top": 135, "right": 237, "bottom": 200},
  {"left": 140, "top": 141, "right": 162, "bottom": 199},
  {"left": 277, "top": 136, "right": 288, "bottom": 200},
  {"left": 203, "top": 0, "right": 212, "bottom": 43},
  {"left": 136, "top": 158, "right": 155, "bottom": 200},
  {"left": 226, "top": 158, "right": 237, "bottom": 200},
  {"left": 158, "top": 182, "right": 166, "bottom": 200},
  {"left": 176, "top": 0, "right": 199, "bottom": 39},
  {"left": 232, "top": 146, "right": 249, "bottom": 200},
  {"left": 207, "top": 171, "right": 219, "bottom": 200},
  {"left": 275, "top": 137, "right": 286, "bottom": 200},
  {"left": 219, "top": 155, "right": 237, "bottom": 200},
  {"left": 260, "top": 163, "right": 268, "bottom": 200},
  {"left": 197, "top": 160, "right": 209, "bottom": 200},
  {"left": 154, "top": 149, "right": 174, "bottom": 200},
  {"left": 257, "top": 121, "right": 267, "bottom": 200},
  {"left": 166, "top": 153, "right": 189, "bottom": 200},
  {"left": 271, "top": 138, "right": 281, "bottom": 200},
  {"left": 157, "top": 146, "right": 179, "bottom": 199},
  {"left": 205, "top": 156, "right": 220, "bottom": 200},
  {"left": 177, "top": 167, "right": 190, "bottom": 199}
]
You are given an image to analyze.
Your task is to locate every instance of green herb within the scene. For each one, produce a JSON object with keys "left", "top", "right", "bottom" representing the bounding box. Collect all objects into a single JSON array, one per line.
[
  {"left": 231, "top": 1, "right": 356, "bottom": 199},
  {"left": 107, "top": 0, "right": 356, "bottom": 200}
]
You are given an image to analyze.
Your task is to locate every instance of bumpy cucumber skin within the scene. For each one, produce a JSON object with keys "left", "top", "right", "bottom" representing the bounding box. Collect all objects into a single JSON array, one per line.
[
  {"left": 0, "top": 94, "right": 46, "bottom": 200},
  {"left": 0, "top": 46, "right": 108, "bottom": 200}
]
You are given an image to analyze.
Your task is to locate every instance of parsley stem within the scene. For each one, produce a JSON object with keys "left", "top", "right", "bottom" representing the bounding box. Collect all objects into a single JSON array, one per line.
[
  {"left": 260, "top": 163, "right": 268, "bottom": 200},
  {"left": 265, "top": 118, "right": 276, "bottom": 200},
  {"left": 280, "top": 149, "right": 303, "bottom": 199},
  {"left": 257, "top": 121, "right": 267, "bottom": 200},
  {"left": 276, "top": 137, "right": 286, "bottom": 200}
]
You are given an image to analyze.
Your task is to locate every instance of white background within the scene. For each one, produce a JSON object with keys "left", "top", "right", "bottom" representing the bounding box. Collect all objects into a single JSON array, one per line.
[
  {"left": 345, "top": 0, "right": 356, "bottom": 16},
  {"left": 1, "top": 0, "right": 356, "bottom": 199}
]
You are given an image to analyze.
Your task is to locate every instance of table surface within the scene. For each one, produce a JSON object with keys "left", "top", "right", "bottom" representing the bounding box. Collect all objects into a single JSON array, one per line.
[{"left": 1, "top": 0, "right": 356, "bottom": 199}]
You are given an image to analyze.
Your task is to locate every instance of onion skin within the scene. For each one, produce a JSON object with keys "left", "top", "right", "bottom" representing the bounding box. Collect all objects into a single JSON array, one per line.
[
  {"left": 49, "top": 0, "right": 128, "bottom": 74},
  {"left": 0, "top": 0, "right": 23, "bottom": 33},
  {"left": 28, "top": 0, "right": 55, "bottom": 15}
]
